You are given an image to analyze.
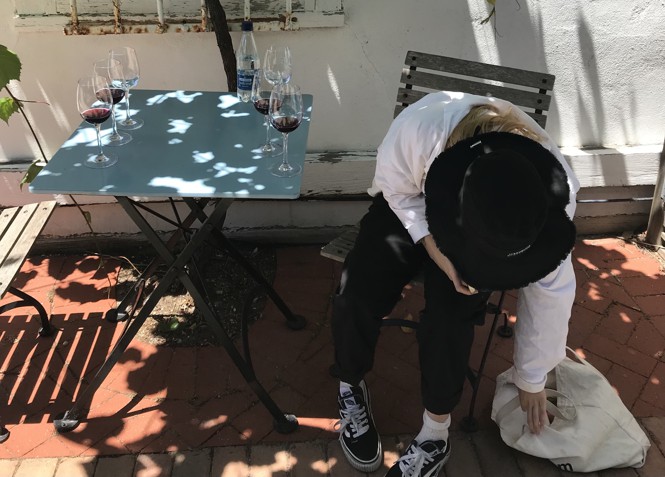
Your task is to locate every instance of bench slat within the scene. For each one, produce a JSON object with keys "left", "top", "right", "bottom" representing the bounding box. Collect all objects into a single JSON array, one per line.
[
  {"left": 394, "top": 51, "right": 554, "bottom": 129},
  {"left": 320, "top": 226, "right": 359, "bottom": 263},
  {"left": 0, "top": 206, "right": 22, "bottom": 238},
  {"left": 404, "top": 51, "right": 555, "bottom": 91},
  {"left": 397, "top": 72, "right": 552, "bottom": 112},
  {"left": 321, "top": 224, "right": 429, "bottom": 284},
  {"left": 394, "top": 85, "right": 549, "bottom": 127},
  {"left": 0, "top": 201, "right": 57, "bottom": 297}
]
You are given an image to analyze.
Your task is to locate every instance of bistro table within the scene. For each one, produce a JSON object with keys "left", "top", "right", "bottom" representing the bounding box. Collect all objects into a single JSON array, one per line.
[{"left": 29, "top": 89, "right": 313, "bottom": 433}]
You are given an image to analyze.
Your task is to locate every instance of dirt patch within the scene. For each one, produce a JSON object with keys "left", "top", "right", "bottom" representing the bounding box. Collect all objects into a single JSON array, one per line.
[
  {"left": 114, "top": 241, "right": 275, "bottom": 347},
  {"left": 630, "top": 233, "right": 665, "bottom": 270}
]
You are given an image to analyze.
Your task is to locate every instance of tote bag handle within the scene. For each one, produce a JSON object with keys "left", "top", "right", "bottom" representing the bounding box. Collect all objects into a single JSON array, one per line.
[
  {"left": 495, "top": 388, "right": 577, "bottom": 426},
  {"left": 565, "top": 346, "right": 595, "bottom": 369}
]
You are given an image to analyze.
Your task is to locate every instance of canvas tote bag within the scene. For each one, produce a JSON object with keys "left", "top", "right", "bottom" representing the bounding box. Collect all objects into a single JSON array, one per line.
[{"left": 491, "top": 347, "right": 650, "bottom": 473}]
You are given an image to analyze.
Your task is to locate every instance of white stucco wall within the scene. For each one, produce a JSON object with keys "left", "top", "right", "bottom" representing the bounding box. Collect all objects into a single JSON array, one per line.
[{"left": 1, "top": 0, "right": 664, "bottom": 236}]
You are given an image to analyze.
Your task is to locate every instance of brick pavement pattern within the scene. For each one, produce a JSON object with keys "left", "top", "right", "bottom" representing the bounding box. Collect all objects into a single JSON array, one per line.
[
  {"left": 0, "top": 238, "right": 664, "bottom": 476},
  {"left": 2, "top": 422, "right": 665, "bottom": 476}
]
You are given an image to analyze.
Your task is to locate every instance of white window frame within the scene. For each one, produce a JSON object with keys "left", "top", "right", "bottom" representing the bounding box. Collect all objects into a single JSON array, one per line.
[{"left": 13, "top": 0, "right": 344, "bottom": 33}]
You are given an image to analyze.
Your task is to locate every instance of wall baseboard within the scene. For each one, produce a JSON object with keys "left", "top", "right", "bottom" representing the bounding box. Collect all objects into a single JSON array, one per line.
[{"left": 3, "top": 145, "right": 662, "bottom": 244}]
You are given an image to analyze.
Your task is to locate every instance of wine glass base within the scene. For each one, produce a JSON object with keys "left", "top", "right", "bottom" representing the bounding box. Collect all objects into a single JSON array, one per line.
[
  {"left": 271, "top": 162, "right": 302, "bottom": 178},
  {"left": 84, "top": 153, "right": 118, "bottom": 169},
  {"left": 103, "top": 131, "right": 132, "bottom": 146},
  {"left": 254, "top": 140, "right": 283, "bottom": 157},
  {"left": 118, "top": 118, "right": 144, "bottom": 130}
]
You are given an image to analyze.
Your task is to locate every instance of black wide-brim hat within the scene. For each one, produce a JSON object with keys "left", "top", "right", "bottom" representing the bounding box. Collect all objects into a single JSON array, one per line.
[{"left": 425, "top": 131, "right": 576, "bottom": 291}]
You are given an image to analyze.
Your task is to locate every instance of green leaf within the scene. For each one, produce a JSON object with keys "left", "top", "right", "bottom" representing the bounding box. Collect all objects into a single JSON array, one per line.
[
  {"left": 0, "top": 45, "right": 22, "bottom": 89},
  {"left": 19, "top": 162, "right": 44, "bottom": 189},
  {"left": 83, "top": 210, "right": 92, "bottom": 226},
  {"left": 0, "top": 97, "right": 19, "bottom": 124}
]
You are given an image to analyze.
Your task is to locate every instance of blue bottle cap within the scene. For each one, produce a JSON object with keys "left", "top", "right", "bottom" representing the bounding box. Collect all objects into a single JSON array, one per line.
[{"left": 241, "top": 20, "right": 254, "bottom": 32}]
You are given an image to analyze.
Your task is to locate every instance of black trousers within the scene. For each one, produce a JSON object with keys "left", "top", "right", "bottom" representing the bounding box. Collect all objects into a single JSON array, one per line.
[{"left": 331, "top": 195, "right": 491, "bottom": 415}]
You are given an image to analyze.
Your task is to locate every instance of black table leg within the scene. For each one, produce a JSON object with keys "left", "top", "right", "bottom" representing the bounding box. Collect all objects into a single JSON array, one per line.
[
  {"left": 121, "top": 198, "right": 299, "bottom": 433},
  {"left": 106, "top": 200, "right": 211, "bottom": 323},
  {"left": 54, "top": 198, "right": 299, "bottom": 434},
  {"left": 182, "top": 198, "right": 306, "bottom": 330}
]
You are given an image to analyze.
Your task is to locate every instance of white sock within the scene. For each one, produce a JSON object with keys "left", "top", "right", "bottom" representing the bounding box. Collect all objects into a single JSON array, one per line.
[{"left": 414, "top": 411, "right": 450, "bottom": 444}]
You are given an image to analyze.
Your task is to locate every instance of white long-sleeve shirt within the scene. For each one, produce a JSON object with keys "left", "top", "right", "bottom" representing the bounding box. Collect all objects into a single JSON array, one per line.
[{"left": 368, "top": 91, "right": 580, "bottom": 392}]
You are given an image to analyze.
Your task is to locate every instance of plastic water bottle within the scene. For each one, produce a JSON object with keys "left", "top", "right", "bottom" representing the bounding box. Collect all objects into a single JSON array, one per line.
[{"left": 236, "top": 20, "right": 259, "bottom": 102}]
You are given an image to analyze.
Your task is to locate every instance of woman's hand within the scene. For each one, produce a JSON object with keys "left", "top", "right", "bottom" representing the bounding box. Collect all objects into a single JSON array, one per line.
[
  {"left": 518, "top": 388, "right": 548, "bottom": 434},
  {"left": 421, "top": 234, "right": 476, "bottom": 295}
]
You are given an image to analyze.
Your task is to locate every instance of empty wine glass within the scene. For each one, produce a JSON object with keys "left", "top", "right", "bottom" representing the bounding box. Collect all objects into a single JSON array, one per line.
[
  {"left": 269, "top": 83, "right": 303, "bottom": 178},
  {"left": 251, "top": 70, "right": 282, "bottom": 157},
  {"left": 93, "top": 58, "right": 131, "bottom": 146},
  {"left": 77, "top": 75, "right": 117, "bottom": 168},
  {"left": 109, "top": 46, "right": 143, "bottom": 130},
  {"left": 263, "top": 46, "right": 292, "bottom": 86}
]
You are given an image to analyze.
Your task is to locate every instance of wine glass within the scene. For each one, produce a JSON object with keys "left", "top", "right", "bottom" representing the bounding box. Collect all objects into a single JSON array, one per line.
[
  {"left": 93, "top": 58, "right": 132, "bottom": 146},
  {"left": 263, "top": 46, "right": 292, "bottom": 86},
  {"left": 109, "top": 46, "right": 144, "bottom": 130},
  {"left": 77, "top": 75, "right": 117, "bottom": 168},
  {"left": 269, "top": 83, "right": 303, "bottom": 177},
  {"left": 251, "top": 70, "right": 282, "bottom": 157}
]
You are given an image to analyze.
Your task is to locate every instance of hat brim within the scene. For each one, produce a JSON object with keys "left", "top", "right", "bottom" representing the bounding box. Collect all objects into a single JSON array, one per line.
[{"left": 425, "top": 132, "right": 576, "bottom": 291}]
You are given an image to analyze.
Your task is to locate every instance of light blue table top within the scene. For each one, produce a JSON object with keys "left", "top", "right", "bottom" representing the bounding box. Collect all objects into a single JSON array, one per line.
[{"left": 30, "top": 89, "right": 313, "bottom": 200}]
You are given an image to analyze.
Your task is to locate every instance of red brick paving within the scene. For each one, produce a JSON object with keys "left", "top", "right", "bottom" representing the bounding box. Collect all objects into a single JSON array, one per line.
[{"left": 0, "top": 237, "right": 664, "bottom": 460}]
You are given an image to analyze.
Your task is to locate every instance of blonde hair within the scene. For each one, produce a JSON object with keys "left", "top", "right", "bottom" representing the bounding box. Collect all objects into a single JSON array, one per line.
[{"left": 445, "top": 104, "right": 542, "bottom": 149}]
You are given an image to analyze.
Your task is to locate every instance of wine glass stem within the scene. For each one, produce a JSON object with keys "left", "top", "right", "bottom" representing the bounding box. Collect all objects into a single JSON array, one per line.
[
  {"left": 281, "top": 133, "right": 289, "bottom": 167},
  {"left": 265, "top": 118, "right": 271, "bottom": 146},
  {"left": 95, "top": 124, "right": 104, "bottom": 157},
  {"left": 124, "top": 89, "right": 133, "bottom": 120},
  {"left": 111, "top": 105, "right": 119, "bottom": 135}
]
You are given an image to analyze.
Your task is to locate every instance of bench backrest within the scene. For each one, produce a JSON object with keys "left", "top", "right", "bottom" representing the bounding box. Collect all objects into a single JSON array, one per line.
[{"left": 394, "top": 51, "right": 555, "bottom": 128}]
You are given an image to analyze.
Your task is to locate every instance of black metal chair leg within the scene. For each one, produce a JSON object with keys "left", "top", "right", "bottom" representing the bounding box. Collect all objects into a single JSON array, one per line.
[
  {"left": 0, "top": 286, "right": 54, "bottom": 337},
  {"left": 497, "top": 312, "right": 514, "bottom": 338},
  {"left": 462, "top": 291, "right": 509, "bottom": 432}
]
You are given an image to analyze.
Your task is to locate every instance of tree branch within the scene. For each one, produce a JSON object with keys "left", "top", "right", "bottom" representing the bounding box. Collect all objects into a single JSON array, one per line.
[{"left": 204, "top": 0, "right": 237, "bottom": 92}]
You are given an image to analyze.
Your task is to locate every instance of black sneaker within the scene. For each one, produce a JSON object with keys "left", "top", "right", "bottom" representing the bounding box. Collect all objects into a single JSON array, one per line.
[
  {"left": 334, "top": 380, "right": 382, "bottom": 472},
  {"left": 385, "top": 439, "right": 450, "bottom": 477}
]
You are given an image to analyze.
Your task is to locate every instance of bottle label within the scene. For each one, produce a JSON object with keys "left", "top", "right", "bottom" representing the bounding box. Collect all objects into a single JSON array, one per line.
[{"left": 237, "top": 69, "right": 255, "bottom": 91}]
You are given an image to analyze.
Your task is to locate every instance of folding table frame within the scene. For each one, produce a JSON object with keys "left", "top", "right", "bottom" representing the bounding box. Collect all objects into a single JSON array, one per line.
[{"left": 54, "top": 196, "right": 305, "bottom": 434}]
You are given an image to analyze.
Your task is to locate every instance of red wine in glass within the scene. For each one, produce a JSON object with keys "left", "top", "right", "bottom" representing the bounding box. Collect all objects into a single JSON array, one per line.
[
  {"left": 250, "top": 71, "right": 282, "bottom": 156},
  {"left": 270, "top": 116, "right": 301, "bottom": 134},
  {"left": 253, "top": 98, "right": 269, "bottom": 115},
  {"left": 268, "top": 83, "right": 303, "bottom": 177},
  {"left": 110, "top": 88, "right": 125, "bottom": 105},
  {"left": 81, "top": 107, "right": 112, "bottom": 125},
  {"left": 93, "top": 58, "right": 131, "bottom": 146},
  {"left": 97, "top": 88, "right": 124, "bottom": 105},
  {"left": 77, "top": 75, "right": 117, "bottom": 168}
]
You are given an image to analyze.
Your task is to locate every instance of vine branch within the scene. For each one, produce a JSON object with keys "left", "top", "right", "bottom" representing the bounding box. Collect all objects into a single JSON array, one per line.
[{"left": 4, "top": 86, "right": 49, "bottom": 164}]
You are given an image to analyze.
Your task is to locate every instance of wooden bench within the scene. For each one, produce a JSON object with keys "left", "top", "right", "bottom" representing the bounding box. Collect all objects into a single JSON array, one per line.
[
  {"left": 321, "top": 51, "right": 556, "bottom": 431},
  {"left": 0, "top": 200, "right": 57, "bottom": 443}
]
